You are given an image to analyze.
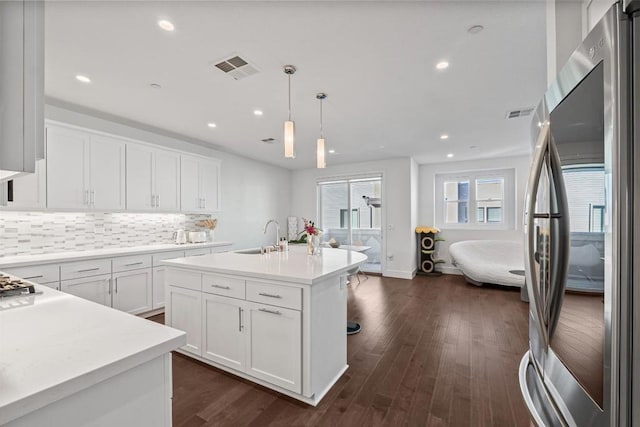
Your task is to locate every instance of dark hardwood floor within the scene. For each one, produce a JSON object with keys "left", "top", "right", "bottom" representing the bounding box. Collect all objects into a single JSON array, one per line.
[{"left": 150, "top": 274, "right": 531, "bottom": 426}]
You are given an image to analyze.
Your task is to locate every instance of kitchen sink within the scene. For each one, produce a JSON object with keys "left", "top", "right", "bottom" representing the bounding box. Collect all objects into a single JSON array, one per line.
[{"left": 234, "top": 248, "right": 263, "bottom": 255}]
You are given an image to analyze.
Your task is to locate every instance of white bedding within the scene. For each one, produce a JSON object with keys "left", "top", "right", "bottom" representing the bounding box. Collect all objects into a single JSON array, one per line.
[{"left": 449, "top": 240, "right": 525, "bottom": 288}]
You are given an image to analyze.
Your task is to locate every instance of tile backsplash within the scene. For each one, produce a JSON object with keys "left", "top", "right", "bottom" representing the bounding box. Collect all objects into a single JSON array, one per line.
[{"left": 0, "top": 212, "right": 213, "bottom": 257}]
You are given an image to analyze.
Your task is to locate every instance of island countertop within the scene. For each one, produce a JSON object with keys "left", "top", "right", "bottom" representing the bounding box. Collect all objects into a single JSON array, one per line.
[
  {"left": 0, "top": 284, "right": 186, "bottom": 425},
  {"left": 160, "top": 246, "right": 368, "bottom": 285}
]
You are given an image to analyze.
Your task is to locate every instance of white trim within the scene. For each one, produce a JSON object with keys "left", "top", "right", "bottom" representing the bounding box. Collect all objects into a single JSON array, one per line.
[{"left": 384, "top": 269, "right": 415, "bottom": 280}]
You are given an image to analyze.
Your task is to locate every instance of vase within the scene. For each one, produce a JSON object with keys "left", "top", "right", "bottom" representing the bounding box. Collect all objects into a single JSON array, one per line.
[{"left": 307, "top": 234, "right": 320, "bottom": 255}]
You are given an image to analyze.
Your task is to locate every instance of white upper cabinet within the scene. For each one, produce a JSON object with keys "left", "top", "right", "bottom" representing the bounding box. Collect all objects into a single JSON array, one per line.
[
  {"left": 127, "top": 143, "right": 180, "bottom": 212},
  {"left": 46, "top": 124, "right": 125, "bottom": 210},
  {"left": 180, "top": 155, "right": 221, "bottom": 213}
]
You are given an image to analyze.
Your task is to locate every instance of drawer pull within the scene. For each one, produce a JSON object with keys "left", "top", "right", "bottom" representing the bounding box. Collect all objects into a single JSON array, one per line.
[
  {"left": 258, "top": 292, "right": 282, "bottom": 299},
  {"left": 124, "top": 262, "right": 144, "bottom": 267},
  {"left": 210, "top": 284, "right": 231, "bottom": 290},
  {"left": 77, "top": 267, "right": 100, "bottom": 273},
  {"left": 23, "top": 275, "right": 44, "bottom": 280},
  {"left": 258, "top": 308, "right": 281, "bottom": 316}
]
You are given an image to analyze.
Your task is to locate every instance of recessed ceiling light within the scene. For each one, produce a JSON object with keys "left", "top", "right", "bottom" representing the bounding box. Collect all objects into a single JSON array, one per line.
[
  {"left": 150, "top": 83, "right": 162, "bottom": 89},
  {"left": 253, "top": 110, "right": 263, "bottom": 116},
  {"left": 440, "top": 134, "right": 449, "bottom": 140},
  {"left": 447, "top": 153, "right": 454, "bottom": 158},
  {"left": 207, "top": 123, "right": 217, "bottom": 128},
  {"left": 436, "top": 61, "right": 449, "bottom": 70},
  {"left": 469, "top": 145, "right": 478, "bottom": 149},
  {"left": 158, "top": 20, "right": 175, "bottom": 32},
  {"left": 328, "top": 149, "right": 336, "bottom": 154},
  {"left": 468, "top": 25, "right": 484, "bottom": 34},
  {"left": 75, "top": 74, "right": 91, "bottom": 83}
]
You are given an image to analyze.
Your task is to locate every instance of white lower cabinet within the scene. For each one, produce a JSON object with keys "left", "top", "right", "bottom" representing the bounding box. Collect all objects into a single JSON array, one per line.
[
  {"left": 202, "top": 293, "right": 245, "bottom": 371},
  {"left": 245, "top": 301, "right": 302, "bottom": 393},
  {"left": 152, "top": 267, "right": 166, "bottom": 309},
  {"left": 166, "top": 285, "right": 202, "bottom": 356},
  {"left": 112, "top": 269, "right": 152, "bottom": 315},
  {"left": 60, "top": 274, "right": 112, "bottom": 306}
]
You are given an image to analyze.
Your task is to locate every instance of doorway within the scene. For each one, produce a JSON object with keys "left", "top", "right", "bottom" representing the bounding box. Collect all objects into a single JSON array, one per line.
[{"left": 318, "top": 176, "right": 383, "bottom": 273}]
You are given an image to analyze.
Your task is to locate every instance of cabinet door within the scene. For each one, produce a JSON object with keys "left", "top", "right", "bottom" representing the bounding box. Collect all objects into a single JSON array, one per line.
[
  {"left": 4, "top": 158, "right": 46, "bottom": 210},
  {"left": 154, "top": 149, "right": 180, "bottom": 212},
  {"left": 112, "top": 269, "right": 152, "bottom": 315},
  {"left": 245, "top": 302, "right": 301, "bottom": 393},
  {"left": 46, "top": 126, "right": 89, "bottom": 209},
  {"left": 89, "top": 135, "right": 126, "bottom": 210},
  {"left": 126, "top": 143, "right": 154, "bottom": 211},
  {"left": 60, "top": 274, "right": 111, "bottom": 306},
  {"left": 167, "top": 286, "right": 202, "bottom": 356},
  {"left": 180, "top": 156, "right": 201, "bottom": 212},
  {"left": 202, "top": 294, "right": 245, "bottom": 371},
  {"left": 152, "top": 267, "right": 166, "bottom": 309},
  {"left": 199, "top": 159, "right": 220, "bottom": 212}
]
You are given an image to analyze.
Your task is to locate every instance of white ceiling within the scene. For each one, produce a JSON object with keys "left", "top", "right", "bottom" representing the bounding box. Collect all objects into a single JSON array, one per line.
[{"left": 44, "top": 1, "right": 547, "bottom": 169}]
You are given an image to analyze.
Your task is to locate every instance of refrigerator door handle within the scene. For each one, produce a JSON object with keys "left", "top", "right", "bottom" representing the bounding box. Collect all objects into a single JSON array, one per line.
[{"left": 524, "top": 121, "right": 551, "bottom": 347}]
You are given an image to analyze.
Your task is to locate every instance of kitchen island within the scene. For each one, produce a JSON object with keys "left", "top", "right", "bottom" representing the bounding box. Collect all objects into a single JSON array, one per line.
[
  {"left": 161, "top": 246, "right": 367, "bottom": 405},
  {"left": 0, "top": 281, "right": 186, "bottom": 427}
]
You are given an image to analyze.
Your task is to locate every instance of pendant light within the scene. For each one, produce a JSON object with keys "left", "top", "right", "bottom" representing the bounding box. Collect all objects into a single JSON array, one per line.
[
  {"left": 316, "top": 92, "right": 327, "bottom": 169},
  {"left": 283, "top": 65, "right": 296, "bottom": 158}
]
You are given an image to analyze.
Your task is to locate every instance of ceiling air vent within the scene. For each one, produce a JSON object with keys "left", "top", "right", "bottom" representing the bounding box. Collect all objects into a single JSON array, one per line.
[
  {"left": 261, "top": 138, "right": 276, "bottom": 144},
  {"left": 505, "top": 107, "right": 534, "bottom": 119},
  {"left": 212, "top": 54, "right": 260, "bottom": 80}
]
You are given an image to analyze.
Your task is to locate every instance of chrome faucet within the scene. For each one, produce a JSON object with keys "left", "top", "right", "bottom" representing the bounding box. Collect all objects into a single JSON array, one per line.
[{"left": 263, "top": 219, "right": 280, "bottom": 249}]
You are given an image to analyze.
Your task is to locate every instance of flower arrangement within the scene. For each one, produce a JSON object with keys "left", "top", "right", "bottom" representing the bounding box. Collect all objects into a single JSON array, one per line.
[{"left": 302, "top": 218, "right": 321, "bottom": 237}]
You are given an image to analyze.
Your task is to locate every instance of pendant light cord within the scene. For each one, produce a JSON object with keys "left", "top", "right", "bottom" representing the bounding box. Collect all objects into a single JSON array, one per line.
[
  {"left": 288, "top": 74, "right": 292, "bottom": 121},
  {"left": 319, "top": 98, "right": 323, "bottom": 138}
]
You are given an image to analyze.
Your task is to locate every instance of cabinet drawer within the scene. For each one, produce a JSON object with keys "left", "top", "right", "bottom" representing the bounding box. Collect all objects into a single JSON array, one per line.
[
  {"left": 4, "top": 264, "right": 60, "bottom": 284},
  {"left": 112, "top": 254, "right": 152, "bottom": 272},
  {"left": 202, "top": 274, "right": 245, "bottom": 299},
  {"left": 246, "top": 281, "right": 301, "bottom": 311},
  {"left": 61, "top": 259, "right": 111, "bottom": 280},
  {"left": 166, "top": 268, "right": 201, "bottom": 291},
  {"left": 184, "top": 248, "right": 211, "bottom": 257},
  {"left": 152, "top": 250, "right": 185, "bottom": 267}
]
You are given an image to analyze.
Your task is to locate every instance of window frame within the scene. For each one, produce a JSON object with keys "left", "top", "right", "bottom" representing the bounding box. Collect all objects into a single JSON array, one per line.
[{"left": 435, "top": 168, "right": 516, "bottom": 230}]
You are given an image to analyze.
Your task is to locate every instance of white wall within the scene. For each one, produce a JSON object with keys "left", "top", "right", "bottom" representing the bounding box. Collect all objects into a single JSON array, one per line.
[
  {"left": 45, "top": 101, "right": 292, "bottom": 250},
  {"left": 418, "top": 155, "right": 531, "bottom": 274},
  {"left": 290, "top": 157, "right": 415, "bottom": 279}
]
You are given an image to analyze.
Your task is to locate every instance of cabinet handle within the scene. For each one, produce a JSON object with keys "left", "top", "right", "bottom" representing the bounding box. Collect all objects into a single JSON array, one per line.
[
  {"left": 90, "top": 190, "right": 95, "bottom": 207},
  {"left": 23, "top": 275, "right": 44, "bottom": 279},
  {"left": 156, "top": 194, "right": 160, "bottom": 207},
  {"left": 151, "top": 195, "right": 155, "bottom": 208},
  {"left": 108, "top": 278, "right": 112, "bottom": 295},
  {"left": 77, "top": 267, "right": 100, "bottom": 273},
  {"left": 115, "top": 277, "right": 118, "bottom": 294},
  {"left": 258, "top": 292, "right": 282, "bottom": 299},
  {"left": 203, "top": 198, "right": 206, "bottom": 209},
  {"left": 238, "top": 307, "right": 243, "bottom": 331},
  {"left": 210, "top": 284, "right": 231, "bottom": 290},
  {"left": 258, "top": 308, "right": 281, "bottom": 316},
  {"left": 84, "top": 189, "right": 89, "bottom": 206},
  {"left": 124, "top": 262, "right": 144, "bottom": 267}
]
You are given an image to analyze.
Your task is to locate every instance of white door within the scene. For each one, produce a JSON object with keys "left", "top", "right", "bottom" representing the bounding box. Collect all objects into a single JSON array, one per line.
[
  {"left": 245, "top": 302, "right": 301, "bottom": 393},
  {"left": 152, "top": 267, "right": 166, "bottom": 309},
  {"left": 167, "top": 286, "right": 202, "bottom": 356},
  {"left": 89, "top": 136, "right": 126, "bottom": 210},
  {"left": 60, "top": 274, "right": 111, "bottom": 306},
  {"left": 199, "top": 159, "right": 220, "bottom": 212},
  {"left": 126, "top": 143, "right": 154, "bottom": 211},
  {"left": 202, "top": 294, "right": 245, "bottom": 371},
  {"left": 180, "top": 155, "right": 201, "bottom": 212},
  {"left": 154, "top": 149, "right": 180, "bottom": 212},
  {"left": 4, "top": 158, "right": 46, "bottom": 209},
  {"left": 46, "top": 126, "right": 89, "bottom": 209},
  {"left": 112, "top": 269, "right": 152, "bottom": 315}
]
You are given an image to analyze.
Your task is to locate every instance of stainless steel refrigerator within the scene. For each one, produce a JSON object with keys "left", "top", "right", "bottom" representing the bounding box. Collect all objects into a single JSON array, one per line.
[{"left": 519, "top": 2, "right": 639, "bottom": 426}]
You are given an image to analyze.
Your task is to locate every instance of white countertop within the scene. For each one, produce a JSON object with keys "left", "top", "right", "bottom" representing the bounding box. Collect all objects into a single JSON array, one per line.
[
  {"left": 0, "top": 241, "right": 233, "bottom": 269},
  {"left": 0, "top": 284, "right": 186, "bottom": 425},
  {"left": 161, "top": 246, "right": 368, "bottom": 285}
]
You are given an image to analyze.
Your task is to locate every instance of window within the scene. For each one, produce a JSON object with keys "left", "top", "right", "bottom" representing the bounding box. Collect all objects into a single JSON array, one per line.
[
  {"left": 435, "top": 168, "right": 515, "bottom": 229},
  {"left": 562, "top": 166, "right": 605, "bottom": 233},
  {"left": 339, "top": 209, "right": 360, "bottom": 228}
]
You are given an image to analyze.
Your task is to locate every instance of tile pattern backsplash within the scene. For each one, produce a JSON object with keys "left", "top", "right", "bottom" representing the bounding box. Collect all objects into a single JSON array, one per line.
[{"left": 0, "top": 212, "right": 212, "bottom": 257}]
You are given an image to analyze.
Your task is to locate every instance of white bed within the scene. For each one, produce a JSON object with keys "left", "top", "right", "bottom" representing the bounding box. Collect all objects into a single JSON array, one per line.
[{"left": 449, "top": 240, "right": 525, "bottom": 288}]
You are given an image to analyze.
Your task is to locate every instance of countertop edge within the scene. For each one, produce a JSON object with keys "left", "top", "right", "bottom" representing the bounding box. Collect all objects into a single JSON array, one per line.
[
  {"left": 0, "top": 331, "right": 186, "bottom": 425},
  {"left": 0, "top": 241, "right": 234, "bottom": 269}
]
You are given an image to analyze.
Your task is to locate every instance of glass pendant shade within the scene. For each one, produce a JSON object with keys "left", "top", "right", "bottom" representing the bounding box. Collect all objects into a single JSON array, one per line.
[
  {"left": 284, "top": 120, "right": 295, "bottom": 158},
  {"left": 317, "top": 138, "right": 326, "bottom": 168}
]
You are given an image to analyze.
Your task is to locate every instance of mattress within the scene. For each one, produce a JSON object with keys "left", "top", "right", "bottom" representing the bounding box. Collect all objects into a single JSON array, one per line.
[{"left": 449, "top": 240, "right": 525, "bottom": 288}]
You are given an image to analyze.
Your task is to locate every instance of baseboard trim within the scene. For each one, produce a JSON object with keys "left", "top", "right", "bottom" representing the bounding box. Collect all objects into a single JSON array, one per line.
[
  {"left": 383, "top": 269, "right": 416, "bottom": 280},
  {"left": 439, "top": 266, "right": 462, "bottom": 275}
]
